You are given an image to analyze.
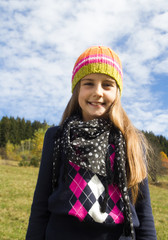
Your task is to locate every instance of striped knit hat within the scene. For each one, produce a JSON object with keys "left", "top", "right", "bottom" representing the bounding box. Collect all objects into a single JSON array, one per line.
[{"left": 72, "top": 46, "right": 123, "bottom": 94}]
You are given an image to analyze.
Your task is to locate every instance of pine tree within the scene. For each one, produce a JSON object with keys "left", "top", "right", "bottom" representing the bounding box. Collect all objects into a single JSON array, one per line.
[
  {"left": 25, "top": 120, "right": 32, "bottom": 139},
  {"left": 0, "top": 117, "right": 11, "bottom": 147}
]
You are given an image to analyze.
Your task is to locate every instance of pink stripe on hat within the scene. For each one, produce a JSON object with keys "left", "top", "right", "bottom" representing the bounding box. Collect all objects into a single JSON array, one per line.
[{"left": 72, "top": 55, "right": 123, "bottom": 80}]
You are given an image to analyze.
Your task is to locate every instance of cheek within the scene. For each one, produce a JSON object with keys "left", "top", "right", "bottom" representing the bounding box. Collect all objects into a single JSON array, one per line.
[
  {"left": 78, "top": 90, "right": 85, "bottom": 108},
  {"left": 110, "top": 88, "right": 117, "bottom": 101},
  {"left": 107, "top": 91, "right": 116, "bottom": 102},
  {"left": 78, "top": 87, "right": 88, "bottom": 101},
  {"left": 113, "top": 91, "right": 117, "bottom": 101}
]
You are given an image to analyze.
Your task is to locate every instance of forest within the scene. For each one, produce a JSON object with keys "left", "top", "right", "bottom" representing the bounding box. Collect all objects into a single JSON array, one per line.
[
  {"left": 0, "top": 116, "right": 48, "bottom": 147},
  {"left": 0, "top": 116, "right": 49, "bottom": 167},
  {"left": 0, "top": 116, "right": 168, "bottom": 181}
]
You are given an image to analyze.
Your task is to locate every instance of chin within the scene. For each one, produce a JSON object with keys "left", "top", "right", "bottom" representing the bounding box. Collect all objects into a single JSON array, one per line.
[{"left": 92, "top": 114, "right": 107, "bottom": 119}]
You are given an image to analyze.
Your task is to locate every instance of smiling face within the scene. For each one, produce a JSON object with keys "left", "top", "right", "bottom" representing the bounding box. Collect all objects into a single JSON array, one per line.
[{"left": 78, "top": 73, "right": 117, "bottom": 121}]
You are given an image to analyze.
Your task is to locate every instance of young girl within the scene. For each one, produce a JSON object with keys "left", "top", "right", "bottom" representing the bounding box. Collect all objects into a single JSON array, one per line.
[{"left": 26, "top": 46, "right": 157, "bottom": 240}]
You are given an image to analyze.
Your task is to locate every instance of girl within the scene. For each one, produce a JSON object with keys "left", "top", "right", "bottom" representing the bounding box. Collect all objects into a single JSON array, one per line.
[{"left": 26, "top": 46, "right": 157, "bottom": 240}]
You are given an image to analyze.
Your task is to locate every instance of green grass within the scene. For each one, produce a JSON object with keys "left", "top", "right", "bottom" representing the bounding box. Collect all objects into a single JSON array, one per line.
[
  {"left": 0, "top": 163, "right": 38, "bottom": 240},
  {"left": 149, "top": 175, "right": 168, "bottom": 240},
  {"left": 0, "top": 162, "right": 168, "bottom": 240}
]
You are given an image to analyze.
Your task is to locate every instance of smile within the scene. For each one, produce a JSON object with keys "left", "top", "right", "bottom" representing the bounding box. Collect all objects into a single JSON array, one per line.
[{"left": 88, "top": 102, "right": 105, "bottom": 106}]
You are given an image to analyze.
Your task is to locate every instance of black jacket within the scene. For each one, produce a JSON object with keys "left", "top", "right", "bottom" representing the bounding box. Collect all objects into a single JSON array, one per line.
[{"left": 26, "top": 127, "right": 157, "bottom": 240}]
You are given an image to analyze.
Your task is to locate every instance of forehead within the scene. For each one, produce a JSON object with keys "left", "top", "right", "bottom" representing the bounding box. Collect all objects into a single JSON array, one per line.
[{"left": 82, "top": 73, "right": 115, "bottom": 82}]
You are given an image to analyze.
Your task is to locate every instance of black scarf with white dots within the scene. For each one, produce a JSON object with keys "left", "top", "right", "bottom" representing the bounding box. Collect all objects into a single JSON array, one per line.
[{"left": 52, "top": 115, "right": 135, "bottom": 240}]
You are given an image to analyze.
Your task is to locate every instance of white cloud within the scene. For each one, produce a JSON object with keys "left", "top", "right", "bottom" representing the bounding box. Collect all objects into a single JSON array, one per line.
[
  {"left": 151, "top": 11, "right": 168, "bottom": 32},
  {"left": 0, "top": 0, "right": 168, "bottom": 137},
  {"left": 152, "top": 58, "right": 168, "bottom": 74}
]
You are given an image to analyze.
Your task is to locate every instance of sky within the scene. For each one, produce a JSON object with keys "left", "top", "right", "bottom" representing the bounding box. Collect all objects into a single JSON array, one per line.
[{"left": 0, "top": 0, "right": 168, "bottom": 138}]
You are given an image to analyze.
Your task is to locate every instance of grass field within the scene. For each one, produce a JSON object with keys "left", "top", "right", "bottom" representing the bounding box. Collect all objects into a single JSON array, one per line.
[{"left": 0, "top": 162, "right": 168, "bottom": 240}]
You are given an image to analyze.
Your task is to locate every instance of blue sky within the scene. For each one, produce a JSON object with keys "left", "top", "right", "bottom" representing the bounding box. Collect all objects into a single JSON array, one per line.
[{"left": 0, "top": 0, "right": 168, "bottom": 138}]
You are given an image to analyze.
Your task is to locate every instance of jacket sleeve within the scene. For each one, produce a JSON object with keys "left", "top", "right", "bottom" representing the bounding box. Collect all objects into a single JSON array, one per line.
[
  {"left": 26, "top": 126, "right": 59, "bottom": 240},
  {"left": 135, "top": 178, "right": 157, "bottom": 240}
]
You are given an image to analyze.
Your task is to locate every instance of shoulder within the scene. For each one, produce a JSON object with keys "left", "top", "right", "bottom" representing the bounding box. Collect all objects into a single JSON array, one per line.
[
  {"left": 43, "top": 126, "right": 61, "bottom": 148},
  {"left": 46, "top": 126, "right": 60, "bottom": 135},
  {"left": 40, "top": 126, "right": 61, "bottom": 163},
  {"left": 45, "top": 126, "right": 61, "bottom": 139}
]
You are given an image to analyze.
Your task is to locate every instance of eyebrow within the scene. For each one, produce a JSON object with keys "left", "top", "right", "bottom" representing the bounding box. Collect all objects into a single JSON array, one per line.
[
  {"left": 81, "top": 79, "right": 94, "bottom": 84},
  {"left": 81, "top": 78, "right": 116, "bottom": 83}
]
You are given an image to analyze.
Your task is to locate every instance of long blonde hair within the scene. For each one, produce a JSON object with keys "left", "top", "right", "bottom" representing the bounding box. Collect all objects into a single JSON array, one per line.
[
  {"left": 109, "top": 89, "right": 148, "bottom": 202},
  {"left": 60, "top": 82, "right": 148, "bottom": 203}
]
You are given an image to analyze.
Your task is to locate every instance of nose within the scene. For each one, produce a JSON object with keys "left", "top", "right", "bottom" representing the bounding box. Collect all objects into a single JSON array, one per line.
[{"left": 93, "top": 83, "right": 103, "bottom": 97}]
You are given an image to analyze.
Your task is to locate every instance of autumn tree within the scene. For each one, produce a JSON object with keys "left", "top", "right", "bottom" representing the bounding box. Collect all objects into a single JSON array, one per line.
[
  {"left": 26, "top": 127, "right": 48, "bottom": 166},
  {"left": 160, "top": 151, "right": 168, "bottom": 169},
  {"left": 5, "top": 141, "right": 22, "bottom": 161},
  {"left": 158, "top": 135, "right": 168, "bottom": 155}
]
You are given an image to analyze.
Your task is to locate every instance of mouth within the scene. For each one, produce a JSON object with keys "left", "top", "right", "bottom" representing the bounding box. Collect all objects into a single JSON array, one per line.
[{"left": 88, "top": 101, "right": 105, "bottom": 106}]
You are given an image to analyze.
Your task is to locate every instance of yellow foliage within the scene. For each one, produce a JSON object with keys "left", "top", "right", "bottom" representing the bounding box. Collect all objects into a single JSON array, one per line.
[
  {"left": 15, "top": 153, "right": 22, "bottom": 162},
  {"left": 160, "top": 151, "right": 168, "bottom": 161},
  {"left": 6, "top": 141, "right": 20, "bottom": 161},
  {"left": 160, "top": 151, "right": 168, "bottom": 168},
  {"left": 31, "top": 127, "right": 47, "bottom": 160},
  {"left": 20, "top": 139, "right": 32, "bottom": 152},
  {"left": 5, "top": 127, "right": 48, "bottom": 164}
]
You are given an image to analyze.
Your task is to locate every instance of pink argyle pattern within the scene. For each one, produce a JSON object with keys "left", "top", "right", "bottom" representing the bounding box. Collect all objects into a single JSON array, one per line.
[
  {"left": 69, "top": 172, "right": 87, "bottom": 198},
  {"left": 69, "top": 200, "right": 88, "bottom": 221},
  {"left": 68, "top": 145, "right": 124, "bottom": 224}
]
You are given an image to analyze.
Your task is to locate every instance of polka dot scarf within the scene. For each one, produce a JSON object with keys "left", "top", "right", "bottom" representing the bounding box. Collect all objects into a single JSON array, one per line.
[{"left": 52, "top": 116, "right": 135, "bottom": 239}]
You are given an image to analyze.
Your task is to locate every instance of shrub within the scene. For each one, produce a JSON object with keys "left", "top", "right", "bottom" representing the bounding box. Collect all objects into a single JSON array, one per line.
[{"left": 29, "top": 156, "right": 40, "bottom": 167}]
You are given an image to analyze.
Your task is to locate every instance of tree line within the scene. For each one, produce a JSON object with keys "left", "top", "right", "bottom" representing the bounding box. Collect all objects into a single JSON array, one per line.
[
  {"left": 1, "top": 116, "right": 167, "bottom": 154},
  {"left": 0, "top": 116, "right": 48, "bottom": 147},
  {"left": 0, "top": 116, "right": 49, "bottom": 167},
  {"left": 0, "top": 116, "right": 168, "bottom": 182},
  {"left": 143, "top": 131, "right": 168, "bottom": 156}
]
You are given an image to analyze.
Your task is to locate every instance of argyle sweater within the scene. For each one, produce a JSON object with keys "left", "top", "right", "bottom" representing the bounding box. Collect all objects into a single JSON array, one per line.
[{"left": 26, "top": 127, "right": 157, "bottom": 240}]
